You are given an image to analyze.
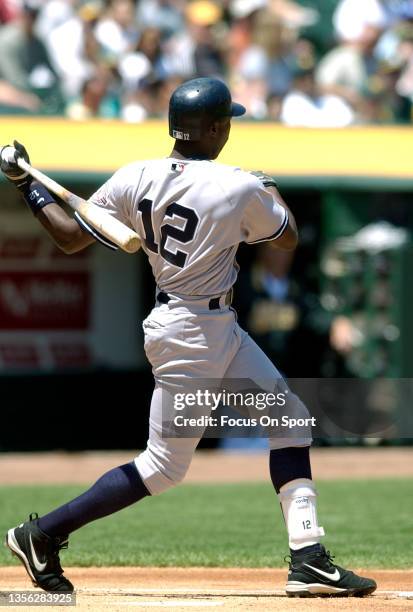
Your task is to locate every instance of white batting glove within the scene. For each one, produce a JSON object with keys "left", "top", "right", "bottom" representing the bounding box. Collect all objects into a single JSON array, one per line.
[{"left": 0, "top": 140, "right": 30, "bottom": 181}]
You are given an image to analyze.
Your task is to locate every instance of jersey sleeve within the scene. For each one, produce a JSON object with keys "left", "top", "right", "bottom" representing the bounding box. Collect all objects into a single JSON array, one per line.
[
  {"left": 88, "top": 167, "right": 132, "bottom": 228},
  {"left": 241, "top": 178, "right": 289, "bottom": 244}
]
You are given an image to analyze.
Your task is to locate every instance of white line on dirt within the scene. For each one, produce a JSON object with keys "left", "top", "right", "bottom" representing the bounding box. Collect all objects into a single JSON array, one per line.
[
  {"left": 382, "top": 591, "right": 413, "bottom": 599},
  {"left": 76, "top": 589, "right": 413, "bottom": 600},
  {"left": 77, "top": 589, "right": 279, "bottom": 595},
  {"left": 113, "top": 602, "right": 223, "bottom": 608}
]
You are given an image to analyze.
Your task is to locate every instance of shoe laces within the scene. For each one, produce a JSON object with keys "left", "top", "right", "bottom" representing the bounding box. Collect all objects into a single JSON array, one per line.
[
  {"left": 322, "top": 549, "right": 336, "bottom": 568},
  {"left": 287, "top": 546, "right": 336, "bottom": 570},
  {"left": 29, "top": 512, "right": 69, "bottom": 574},
  {"left": 47, "top": 537, "right": 69, "bottom": 575},
  {"left": 56, "top": 538, "right": 69, "bottom": 551}
]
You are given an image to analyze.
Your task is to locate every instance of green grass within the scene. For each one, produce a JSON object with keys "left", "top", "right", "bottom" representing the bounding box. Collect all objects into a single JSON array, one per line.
[{"left": 1, "top": 479, "right": 411, "bottom": 568}]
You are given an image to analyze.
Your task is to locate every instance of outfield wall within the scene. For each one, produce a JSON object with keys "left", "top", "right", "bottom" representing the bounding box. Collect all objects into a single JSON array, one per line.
[{"left": 1, "top": 119, "right": 413, "bottom": 188}]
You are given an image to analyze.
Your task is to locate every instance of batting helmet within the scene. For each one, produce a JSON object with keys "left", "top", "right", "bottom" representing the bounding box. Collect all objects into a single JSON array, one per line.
[{"left": 168, "top": 77, "right": 246, "bottom": 141}]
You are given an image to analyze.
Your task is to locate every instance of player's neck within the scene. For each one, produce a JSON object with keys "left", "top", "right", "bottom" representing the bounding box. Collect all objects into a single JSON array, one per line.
[{"left": 169, "top": 146, "right": 211, "bottom": 161}]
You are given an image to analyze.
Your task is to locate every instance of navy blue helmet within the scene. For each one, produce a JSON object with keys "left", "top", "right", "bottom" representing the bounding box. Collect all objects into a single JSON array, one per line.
[{"left": 168, "top": 77, "right": 246, "bottom": 141}]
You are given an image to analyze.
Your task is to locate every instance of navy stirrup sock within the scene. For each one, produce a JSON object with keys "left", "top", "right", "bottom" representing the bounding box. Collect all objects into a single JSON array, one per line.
[
  {"left": 269, "top": 446, "right": 312, "bottom": 493},
  {"left": 38, "top": 462, "right": 150, "bottom": 538}
]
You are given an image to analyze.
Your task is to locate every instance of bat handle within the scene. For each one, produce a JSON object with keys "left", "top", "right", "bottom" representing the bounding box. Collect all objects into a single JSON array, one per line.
[{"left": 16, "top": 157, "right": 31, "bottom": 173}]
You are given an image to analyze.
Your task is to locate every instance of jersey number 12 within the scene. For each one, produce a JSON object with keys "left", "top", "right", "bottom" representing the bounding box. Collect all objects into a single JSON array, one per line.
[{"left": 138, "top": 199, "right": 199, "bottom": 268}]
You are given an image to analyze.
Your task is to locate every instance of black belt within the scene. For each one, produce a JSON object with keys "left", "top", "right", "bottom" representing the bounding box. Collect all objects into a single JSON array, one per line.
[{"left": 157, "top": 289, "right": 233, "bottom": 310}]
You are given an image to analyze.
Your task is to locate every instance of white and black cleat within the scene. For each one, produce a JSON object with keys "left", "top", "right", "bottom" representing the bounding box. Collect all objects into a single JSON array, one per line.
[
  {"left": 5, "top": 513, "right": 74, "bottom": 592},
  {"left": 285, "top": 544, "right": 377, "bottom": 597}
]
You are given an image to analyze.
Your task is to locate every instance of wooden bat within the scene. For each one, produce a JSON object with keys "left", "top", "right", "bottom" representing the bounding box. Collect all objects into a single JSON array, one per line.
[{"left": 2, "top": 147, "right": 141, "bottom": 254}]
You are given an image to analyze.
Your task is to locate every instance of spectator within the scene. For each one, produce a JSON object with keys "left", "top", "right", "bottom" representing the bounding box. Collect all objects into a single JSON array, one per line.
[
  {"left": 229, "top": 0, "right": 267, "bottom": 23},
  {"left": 227, "top": 5, "right": 282, "bottom": 118},
  {"left": 121, "top": 74, "right": 183, "bottom": 122},
  {"left": 316, "top": 23, "right": 384, "bottom": 119},
  {"left": 94, "top": 0, "right": 139, "bottom": 61},
  {"left": 226, "top": 1, "right": 267, "bottom": 82},
  {"left": 280, "top": 59, "right": 354, "bottom": 127},
  {"left": 0, "top": 0, "right": 64, "bottom": 114},
  {"left": 270, "top": 0, "right": 319, "bottom": 29},
  {"left": 165, "top": 0, "right": 226, "bottom": 78},
  {"left": 47, "top": 0, "right": 103, "bottom": 99},
  {"left": 119, "top": 26, "right": 170, "bottom": 92},
  {"left": 66, "top": 66, "right": 120, "bottom": 119},
  {"left": 389, "top": 20, "right": 413, "bottom": 103},
  {"left": 0, "top": 0, "right": 410, "bottom": 123},
  {"left": 333, "top": 0, "right": 388, "bottom": 43},
  {"left": 136, "top": 0, "right": 185, "bottom": 40},
  {"left": 0, "top": 0, "right": 17, "bottom": 24},
  {"left": 229, "top": 0, "right": 316, "bottom": 75},
  {"left": 228, "top": 6, "right": 319, "bottom": 118},
  {"left": 0, "top": 79, "right": 42, "bottom": 112},
  {"left": 119, "top": 25, "right": 181, "bottom": 122},
  {"left": 358, "top": 60, "right": 411, "bottom": 123},
  {"left": 35, "top": 0, "right": 74, "bottom": 39}
]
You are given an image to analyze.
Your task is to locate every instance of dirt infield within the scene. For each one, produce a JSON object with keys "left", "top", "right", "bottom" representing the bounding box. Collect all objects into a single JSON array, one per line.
[
  {"left": 0, "top": 567, "right": 412, "bottom": 611},
  {"left": 1, "top": 447, "right": 413, "bottom": 484}
]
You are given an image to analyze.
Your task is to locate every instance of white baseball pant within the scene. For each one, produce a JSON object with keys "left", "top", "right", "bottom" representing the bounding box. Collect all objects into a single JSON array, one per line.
[{"left": 135, "top": 294, "right": 312, "bottom": 495}]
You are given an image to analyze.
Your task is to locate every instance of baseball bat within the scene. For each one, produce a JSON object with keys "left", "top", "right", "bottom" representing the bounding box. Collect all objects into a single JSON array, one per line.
[{"left": 2, "top": 147, "right": 141, "bottom": 254}]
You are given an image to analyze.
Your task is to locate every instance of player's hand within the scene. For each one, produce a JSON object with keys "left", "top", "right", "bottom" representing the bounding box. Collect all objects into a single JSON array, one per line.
[
  {"left": 0, "top": 140, "right": 30, "bottom": 181},
  {"left": 250, "top": 170, "right": 278, "bottom": 189}
]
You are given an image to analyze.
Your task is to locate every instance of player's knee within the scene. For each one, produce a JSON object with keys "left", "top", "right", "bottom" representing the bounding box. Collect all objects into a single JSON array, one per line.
[
  {"left": 268, "top": 391, "right": 313, "bottom": 450},
  {"left": 134, "top": 448, "right": 190, "bottom": 495}
]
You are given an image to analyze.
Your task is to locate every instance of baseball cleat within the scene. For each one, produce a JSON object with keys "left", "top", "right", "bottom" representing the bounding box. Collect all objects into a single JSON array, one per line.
[
  {"left": 5, "top": 513, "right": 74, "bottom": 592},
  {"left": 285, "top": 544, "right": 377, "bottom": 597}
]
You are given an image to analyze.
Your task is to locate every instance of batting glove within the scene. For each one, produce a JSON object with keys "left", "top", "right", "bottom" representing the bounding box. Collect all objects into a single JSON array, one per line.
[
  {"left": 250, "top": 170, "right": 278, "bottom": 189},
  {"left": 0, "top": 140, "right": 48, "bottom": 215},
  {"left": 0, "top": 140, "right": 30, "bottom": 181}
]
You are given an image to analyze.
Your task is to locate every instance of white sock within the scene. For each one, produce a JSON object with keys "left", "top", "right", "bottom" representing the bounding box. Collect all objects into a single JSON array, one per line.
[{"left": 278, "top": 478, "right": 325, "bottom": 551}]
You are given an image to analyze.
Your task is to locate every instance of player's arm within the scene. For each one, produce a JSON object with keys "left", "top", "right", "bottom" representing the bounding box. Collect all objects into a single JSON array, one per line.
[
  {"left": 35, "top": 205, "right": 118, "bottom": 254},
  {"left": 265, "top": 184, "right": 298, "bottom": 251},
  {"left": 244, "top": 171, "right": 298, "bottom": 251},
  {"left": 36, "top": 205, "right": 96, "bottom": 254},
  {"left": 0, "top": 142, "right": 116, "bottom": 254}
]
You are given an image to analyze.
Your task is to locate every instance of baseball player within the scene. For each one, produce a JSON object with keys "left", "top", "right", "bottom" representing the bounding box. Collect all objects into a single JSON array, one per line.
[{"left": 2, "top": 77, "right": 376, "bottom": 598}]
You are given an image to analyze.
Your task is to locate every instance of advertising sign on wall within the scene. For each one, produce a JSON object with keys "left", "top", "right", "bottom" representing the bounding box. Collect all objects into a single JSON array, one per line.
[{"left": 0, "top": 212, "right": 142, "bottom": 371}]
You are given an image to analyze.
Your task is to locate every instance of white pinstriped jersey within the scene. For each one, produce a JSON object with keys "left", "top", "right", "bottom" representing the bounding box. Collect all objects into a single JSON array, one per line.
[{"left": 89, "top": 158, "right": 288, "bottom": 296}]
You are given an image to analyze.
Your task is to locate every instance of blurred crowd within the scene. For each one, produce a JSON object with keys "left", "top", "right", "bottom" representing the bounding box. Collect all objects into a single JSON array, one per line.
[{"left": 1, "top": 0, "right": 413, "bottom": 124}]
